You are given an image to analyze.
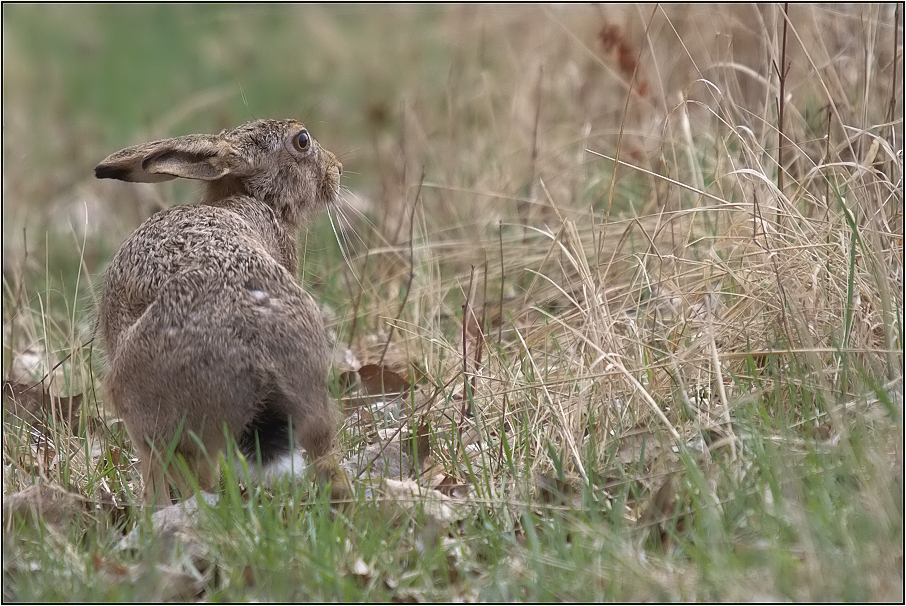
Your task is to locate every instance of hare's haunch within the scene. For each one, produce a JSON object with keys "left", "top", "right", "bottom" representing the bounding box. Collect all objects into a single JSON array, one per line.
[{"left": 96, "top": 120, "right": 343, "bottom": 506}]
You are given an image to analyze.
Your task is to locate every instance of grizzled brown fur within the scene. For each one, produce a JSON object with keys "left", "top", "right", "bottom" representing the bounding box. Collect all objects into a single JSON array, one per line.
[{"left": 96, "top": 120, "right": 343, "bottom": 506}]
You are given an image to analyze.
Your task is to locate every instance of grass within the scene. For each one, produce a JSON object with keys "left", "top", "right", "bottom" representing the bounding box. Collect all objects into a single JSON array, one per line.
[{"left": 2, "top": 3, "right": 903, "bottom": 602}]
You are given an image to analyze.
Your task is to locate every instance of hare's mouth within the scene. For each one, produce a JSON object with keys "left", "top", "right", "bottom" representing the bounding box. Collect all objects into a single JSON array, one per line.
[{"left": 321, "top": 170, "right": 342, "bottom": 204}]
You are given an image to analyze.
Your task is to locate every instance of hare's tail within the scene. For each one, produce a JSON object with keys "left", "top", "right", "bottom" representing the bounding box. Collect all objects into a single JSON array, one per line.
[
  {"left": 235, "top": 375, "right": 294, "bottom": 468},
  {"left": 234, "top": 373, "right": 337, "bottom": 486}
]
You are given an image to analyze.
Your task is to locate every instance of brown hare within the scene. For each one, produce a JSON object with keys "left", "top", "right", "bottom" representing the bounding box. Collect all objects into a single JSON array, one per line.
[{"left": 95, "top": 120, "right": 343, "bottom": 507}]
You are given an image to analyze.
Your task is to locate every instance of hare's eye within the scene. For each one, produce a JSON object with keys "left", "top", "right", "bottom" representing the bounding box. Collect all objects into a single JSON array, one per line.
[{"left": 293, "top": 131, "right": 311, "bottom": 152}]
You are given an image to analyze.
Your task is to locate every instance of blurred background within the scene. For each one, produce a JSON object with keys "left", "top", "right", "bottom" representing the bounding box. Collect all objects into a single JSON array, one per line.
[{"left": 4, "top": 5, "right": 453, "bottom": 272}]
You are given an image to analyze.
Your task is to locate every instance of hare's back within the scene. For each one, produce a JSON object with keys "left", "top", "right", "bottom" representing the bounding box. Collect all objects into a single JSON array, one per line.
[
  {"left": 101, "top": 203, "right": 297, "bottom": 350},
  {"left": 101, "top": 202, "right": 326, "bottom": 370}
]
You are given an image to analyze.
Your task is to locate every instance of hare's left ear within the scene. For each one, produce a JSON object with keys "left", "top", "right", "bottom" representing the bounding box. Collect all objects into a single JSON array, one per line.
[{"left": 95, "top": 134, "right": 231, "bottom": 183}]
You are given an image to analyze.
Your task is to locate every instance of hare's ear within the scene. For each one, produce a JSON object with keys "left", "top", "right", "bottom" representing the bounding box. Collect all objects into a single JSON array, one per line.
[{"left": 95, "top": 135, "right": 231, "bottom": 183}]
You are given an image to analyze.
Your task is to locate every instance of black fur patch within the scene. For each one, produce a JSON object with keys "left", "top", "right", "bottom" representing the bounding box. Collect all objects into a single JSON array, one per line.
[
  {"left": 236, "top": 390, "right": 292, "bottom": 466},
  {"left": 95, "top": 165, "right": 132, "bottom": 180}
]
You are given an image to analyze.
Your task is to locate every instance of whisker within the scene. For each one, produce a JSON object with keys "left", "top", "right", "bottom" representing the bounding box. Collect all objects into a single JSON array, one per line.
[
  {"left": 328, "top": 205, "right": 362, "bottom": 287},
  {"left": 343, "top": 207, "right": 395, "bottom": 253},
  {"left": 335, "top": 147, "right": 362, "bottom": 162},
  {"left": 331, "top": 203, "right": 354, "bottom": 248},
  {"left": 337, "top": 188, "right": 382, "bottom": 237},
  {"left": 334, "top": 200, "right": 369, "bottom": 251},
  {"left": 335, "top": 213, "right": 359, "bottom": 253}
]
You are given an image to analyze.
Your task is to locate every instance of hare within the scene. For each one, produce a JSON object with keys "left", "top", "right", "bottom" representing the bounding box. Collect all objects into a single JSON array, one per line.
[{"left": 95, "top": 119, "right": 344, "bottom": 507}]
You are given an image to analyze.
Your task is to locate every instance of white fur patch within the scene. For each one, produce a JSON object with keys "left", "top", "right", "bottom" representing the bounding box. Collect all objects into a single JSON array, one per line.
[{"left": 237, "top": 451, "right": 309, "bottom": 488}]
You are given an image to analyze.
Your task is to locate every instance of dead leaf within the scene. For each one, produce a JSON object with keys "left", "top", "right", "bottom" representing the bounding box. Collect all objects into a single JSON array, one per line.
[
  {"left": 117, "top": 492, "right": 217, "bottom": 567},
  {"left": 641, "top": 474, "right": 678, "bottom": 524},
  {"left": 431, "top": 474, "right": 473, "bottom": 500},
  {"left": 343, "top": 440, "right": 413, "bottom": 480},
  {"left": 391, "top": 588, "right": 426, "bottom": 603},
  {"left": 597, "top": 20, "right": 649, "bottom": 96},
  {"left": 40, "top": 443, "right": 57, "bottom": 470},
  {"left": 351, "top": 334, "right": 410, "bottom": 380},
  {"left": 11, "top": 431, "right": 61, "bottom": 478},
  {"left": 93, "top": 552, "right": 129, "bottom": 579},
  {"left": 812, "top": 424, "right": 833, "bottom": 441},
  {"left": 242, "top": 565, "right": 256, "bottom": 586},
  {"left": 359, "top": 364, "right": 409, "bottom": 396},
  {"left": 614, "top": 429, "right": 675, "bottom": 471},
  {"left": 378, "top": 478, "right": 465, "bottom": 524},
  {"left": 403, "top": 419, "right": 431, "bottom": 471}
]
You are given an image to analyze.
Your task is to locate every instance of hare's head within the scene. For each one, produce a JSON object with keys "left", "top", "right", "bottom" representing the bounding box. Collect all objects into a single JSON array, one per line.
[{"left": 95, "top": 119, "right": 342, "bottom": 227}]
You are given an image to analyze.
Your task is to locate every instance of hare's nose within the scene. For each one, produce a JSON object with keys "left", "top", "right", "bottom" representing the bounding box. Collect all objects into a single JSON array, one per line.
[{"left": 336, "top": 162, "right": 343, "bottom": 176}]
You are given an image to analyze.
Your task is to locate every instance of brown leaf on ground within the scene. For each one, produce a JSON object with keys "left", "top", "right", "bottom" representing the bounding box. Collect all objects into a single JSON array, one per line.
[
  {"left": 812, "top": 424, "right": 834, "bottom": 441},
  {"left": 349, "top": 557, "right": 377, "bottom": 582},
  {"left": 2, "top": 481, "right": 88, "bottom": 529},
  {"left": 11, "top": 437, "right": 56, "bottom": 479},
  {"left": 350, "top": 334, "right": 411, "bottom": 379},
  {"left": 403, "top": 419, "right": 432, "bottom": 471},
  {"left": 359, "top": 364, "right": 409, "bottom": 396},
  {"left": 390, "top": 588, "right": 427, "bottom": 603},
  {"left": 614, "top": 429, "right": 676, "bottom": 470},
  {"left": 641, "top": 474, "right": 678, "bottom": 524}
]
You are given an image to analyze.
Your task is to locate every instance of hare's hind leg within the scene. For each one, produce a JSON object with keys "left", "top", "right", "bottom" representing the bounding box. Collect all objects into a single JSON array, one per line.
[
  {"left": 250, "top": 388, "right": 345, "bottom": 492},
  {"left": 140, "top": 451, "right": 172, "bottom": 508},
  {"left": 294, "top": 403, "right": 349, "bottom": 497}
]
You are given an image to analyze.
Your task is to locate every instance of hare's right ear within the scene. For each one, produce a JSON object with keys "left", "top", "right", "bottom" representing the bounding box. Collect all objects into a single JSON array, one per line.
[{"left": 95, "top": 135, "right": 231, "bottom": 183}]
